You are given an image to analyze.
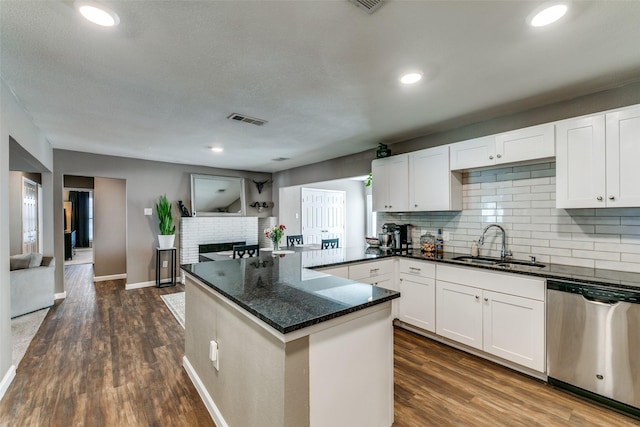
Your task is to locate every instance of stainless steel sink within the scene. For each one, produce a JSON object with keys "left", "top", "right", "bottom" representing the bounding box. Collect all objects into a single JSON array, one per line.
[{"left": 452, "top": 255, "right": 546, "bottom": 269}]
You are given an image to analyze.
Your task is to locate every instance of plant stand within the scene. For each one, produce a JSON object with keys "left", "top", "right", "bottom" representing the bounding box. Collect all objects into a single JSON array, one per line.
[{"left": 156, "top": 247, "right": 176, "bottom": 288}]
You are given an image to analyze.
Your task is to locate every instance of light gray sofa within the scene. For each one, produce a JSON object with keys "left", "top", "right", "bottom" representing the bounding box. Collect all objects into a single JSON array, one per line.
[{"left": 10, "top": 255, "right": 55, "bottom": 318}]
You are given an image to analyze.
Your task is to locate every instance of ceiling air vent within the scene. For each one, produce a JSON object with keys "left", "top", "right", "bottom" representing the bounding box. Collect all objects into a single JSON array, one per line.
[
  {"left": 227, "top": 113, "right": 268, "bottom": 126},
  {"left": 349, "top": 0, "right": 384, "bottom": 15},
  {"left": 272, "top": 157, "right": 290, "bottom": 162}
]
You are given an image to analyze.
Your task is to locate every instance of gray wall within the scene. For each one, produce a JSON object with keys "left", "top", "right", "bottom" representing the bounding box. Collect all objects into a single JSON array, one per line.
[
  {"left": 272, "top": 80, "right": 640, "bottom": 216},
  {"left": 1, "top": 79, "right": 54, "bottom": 392},
  {"left": 93, "top": 177, "right": 126, "bottom": 278},
  {"left": 53, "top": 150, "right": 272, "bottom": 291}
]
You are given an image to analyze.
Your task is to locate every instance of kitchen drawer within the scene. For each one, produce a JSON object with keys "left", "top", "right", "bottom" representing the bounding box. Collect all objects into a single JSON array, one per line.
[
  {"left": 315, "top": 266, "right": 349, "bottom": 279},
  {"left": 348, "top": 259, "right": 394, "bottom": 280},
  {"left": 398, "top": 259, "right": 435, "bottom": 278},
  {"left": 436, "top": 264, "right": 545, "bottom": 301}
]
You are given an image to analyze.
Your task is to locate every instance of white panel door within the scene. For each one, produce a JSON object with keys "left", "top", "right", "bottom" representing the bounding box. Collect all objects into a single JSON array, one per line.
[
  {"left": 398, "top": 275, "right": 435, "bottom": 332},
  {"left": 495, "top": 123, "right": 555, "bottom": 164},
  {"left": 555, "top": 115, "right": 606, "bottom": 208},
  {"left": 435, "top": 280, "right": 483, "bottom": 350},
  {"left": 22, "top": 177, "right": 38, "bottom": 253},
  {"left": 482, "top": 290, "right": 545, "bottom": 372},
  {"left": 301, "top": 188, "right": 345, "bottom": 245},
  {"left": 302, "top": 189, "right": 325, "bottom": 244},
  {"left": 606, "top": 105, "right": 640, "bottom": 207}
]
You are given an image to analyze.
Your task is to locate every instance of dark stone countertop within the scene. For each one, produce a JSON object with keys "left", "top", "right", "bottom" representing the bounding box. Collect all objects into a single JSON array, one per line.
[
  {"left": 308, "top": 246, "right": 640, "bottom": 291},
  {"left": 181, "top": 251, "right": 400, "bottom": 334}
]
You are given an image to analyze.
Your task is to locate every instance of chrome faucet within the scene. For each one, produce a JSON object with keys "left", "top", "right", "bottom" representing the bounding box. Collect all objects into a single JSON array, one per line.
[{"left": 478, "top": 224, "right": 512, "bottom": 260}]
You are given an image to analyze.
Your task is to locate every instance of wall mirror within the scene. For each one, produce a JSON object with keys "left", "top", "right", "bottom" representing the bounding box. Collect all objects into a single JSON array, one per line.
[{"left": 190, "top": 174, "right": 246, "bottom": 216}]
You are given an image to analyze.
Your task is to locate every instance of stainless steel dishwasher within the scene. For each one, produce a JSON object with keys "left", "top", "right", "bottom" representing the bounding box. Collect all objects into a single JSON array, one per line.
[{"left": 547, "top": 279, "right": 640, "bottom": 417}]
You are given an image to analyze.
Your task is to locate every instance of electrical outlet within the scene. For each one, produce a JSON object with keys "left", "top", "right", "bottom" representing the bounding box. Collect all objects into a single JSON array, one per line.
[
  {"left": 144, "top": 208, "right": 152, "bottom": 216},
  {"left": 162, "top": 260, "right": 168, "bottom": 268},
  {"left": 209, "top": 340, "right": 219, "bottom": 371}
]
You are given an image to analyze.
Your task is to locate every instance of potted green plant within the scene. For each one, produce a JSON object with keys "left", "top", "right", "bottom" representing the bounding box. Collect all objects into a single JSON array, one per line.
[{"left": 156, "top": 194, "right": 176, "bottom": 249}]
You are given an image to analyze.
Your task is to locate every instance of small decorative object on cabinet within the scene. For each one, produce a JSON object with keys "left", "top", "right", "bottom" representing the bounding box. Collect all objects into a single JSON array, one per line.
[
  {"left": 156, "top": 194, "right": 175, "bottom": 249},
  {"left": 376, "top": 143, "right": 391, "bottom": 158}
]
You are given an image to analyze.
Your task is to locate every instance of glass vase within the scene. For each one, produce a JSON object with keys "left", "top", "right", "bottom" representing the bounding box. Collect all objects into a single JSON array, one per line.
[{"left": 272, "top": 238, "right": 280, "bottom": 252}]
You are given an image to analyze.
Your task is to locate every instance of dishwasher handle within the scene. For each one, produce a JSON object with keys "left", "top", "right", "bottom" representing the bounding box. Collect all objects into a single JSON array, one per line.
[{"left": 582, "top": 292, "right": 620, "bottom": 305}]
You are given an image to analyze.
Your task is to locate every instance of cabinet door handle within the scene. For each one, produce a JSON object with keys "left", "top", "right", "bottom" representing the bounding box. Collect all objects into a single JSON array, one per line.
[
  {"left": 414, "top": 204, "right": 418, "bottom": 208},
  {"left": 609, "top": 196, "right": 615, "bottom": 201},
  {"left": 370, "top": 268, "right": 380, "bottom": 273},
  {"left": 496, "top": 154, "right": 502, "bottom": 158},
  {"left": 409, "top": 266, "right": 421, "bottom": 272},
  {"left": 475, "top": 295, "right": 480, "bottom": 300},
  {"left": 597, "top": 196, "right": 603, "bottom": 201},
  {"left": 484, "top": 297, "right": 489, "bottom": 302},
  {"left": 489, "top": 155, "right": 494, "bottom": 160}
]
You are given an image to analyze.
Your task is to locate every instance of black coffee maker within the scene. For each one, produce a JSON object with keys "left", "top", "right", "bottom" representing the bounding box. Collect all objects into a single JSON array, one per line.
[{"left": 397, "top": 224, "right": 413, "bottom": 250}]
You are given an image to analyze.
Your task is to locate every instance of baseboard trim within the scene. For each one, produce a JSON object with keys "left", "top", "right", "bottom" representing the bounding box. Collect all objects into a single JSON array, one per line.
[
  {"left": 94, "top": 273, "right": 127, "bottom": 283},
  {"left": 125, "top": 280, "right": 155, "bottom": 290},
  {"left": 0, "top": 365, "right": 16, "bottom": 402},
  {"left": 183, "top": 356, "right": 228, "bottom": 427},
  {"left": 54, "top": 291, "right": 67, "bottom": 300}
]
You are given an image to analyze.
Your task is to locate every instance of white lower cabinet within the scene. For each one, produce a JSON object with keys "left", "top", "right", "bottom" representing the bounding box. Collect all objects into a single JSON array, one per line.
[
  {"left": 435, "top": 281, "right": 483, "bottom": 349},
  {"left": 348, "top": 259, "right": 397, "bottom": 318},
  {"left": 482, "top": 290, "right": 545, "bottom": 371},
  {"left": 435, "top": 265, "right": 546, "bottom": 373},
  {"left": 397, "top": 259, "right": 436, "bottom": 332}
]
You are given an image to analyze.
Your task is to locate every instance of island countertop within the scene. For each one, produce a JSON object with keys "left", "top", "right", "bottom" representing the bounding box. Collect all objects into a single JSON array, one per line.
[{"left": 181, "top": 252, "right": 400, "bottom": 334}]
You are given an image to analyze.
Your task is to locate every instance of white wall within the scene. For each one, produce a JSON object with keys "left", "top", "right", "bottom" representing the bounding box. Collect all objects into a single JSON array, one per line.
[
  {"left": 279, "top": 179, "right": 367, "bottom": 248},
  {"left": 0, "top": 79, "right": 54, "bottom": 398}
]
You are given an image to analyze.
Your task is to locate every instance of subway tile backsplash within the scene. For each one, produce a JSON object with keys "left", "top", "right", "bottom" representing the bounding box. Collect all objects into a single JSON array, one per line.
[{"left": 379, "top": 162, "right": 640, "bottom": 272}]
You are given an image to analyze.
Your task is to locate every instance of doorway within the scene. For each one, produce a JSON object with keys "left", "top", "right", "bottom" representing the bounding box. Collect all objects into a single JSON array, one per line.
[{"left": 64, "top": 175, "right": 95, "bottom": 266}]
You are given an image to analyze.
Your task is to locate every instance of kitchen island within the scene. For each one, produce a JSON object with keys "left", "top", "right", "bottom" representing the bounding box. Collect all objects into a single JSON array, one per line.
[{"left": 181, "top": 251, "right": 400, "bottom": 427}]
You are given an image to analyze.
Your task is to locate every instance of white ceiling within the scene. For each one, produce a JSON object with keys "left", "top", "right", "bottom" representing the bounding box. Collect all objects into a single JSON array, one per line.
[{"left": 2, "top": 1, "right": 640, "bottom": 173}]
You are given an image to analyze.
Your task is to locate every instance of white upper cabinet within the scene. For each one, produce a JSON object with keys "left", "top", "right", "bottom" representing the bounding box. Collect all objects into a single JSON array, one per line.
[
  {"left": 409, "top": 146, "right": 462, "bottom": 211},
  {"left": 605, "top": 106, "right": 640, "bottom": 207},
  {"left": 495, "top": 123, "right": 555, "bottom": 164},
  {"left": 556, "top": 104, "right": 640, "bottom": 208},
  {"left": 450, "top": 124, "right": 555, "bottom": 170},
  {"left": 449, "top": 135, "right": 496, "bottom": 170},
  {"left": 555, "top": 115, "right": 606, "bottom": 208},
  {"left": 371, "top": 154, "right": 409, "bottom": 212}
]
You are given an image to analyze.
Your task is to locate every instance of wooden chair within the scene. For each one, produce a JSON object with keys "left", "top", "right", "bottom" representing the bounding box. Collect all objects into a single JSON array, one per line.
[
  {"left": 233, "top": 244, "right": 260, "bottom": 259},
  {"left": 286, "top": 235, "right": 304, "bottom": 246},
  {"left": 321, "top": 238, "right": 339, "bottom": 249}
]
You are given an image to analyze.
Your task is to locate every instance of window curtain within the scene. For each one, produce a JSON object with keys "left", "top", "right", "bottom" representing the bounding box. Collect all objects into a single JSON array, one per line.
[{"left": 69, "top": 191, "right": 90, "bottom": 248}]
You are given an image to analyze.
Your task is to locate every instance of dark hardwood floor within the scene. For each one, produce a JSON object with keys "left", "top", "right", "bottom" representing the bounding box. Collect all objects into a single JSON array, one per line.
[
  {"left": 393, "top": 327, "right": 640, "bottom": 427},
  {"left": 2, "top": 264, "right": 639, "bottom": 426},
  {"left": 0, "top": 264, "right": 214, "bottom": 427}
]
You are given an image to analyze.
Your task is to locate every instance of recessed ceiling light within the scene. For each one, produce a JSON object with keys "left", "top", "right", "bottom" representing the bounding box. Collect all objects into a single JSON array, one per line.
[
  {"left": 528, "top": 3, "right": 568, "bottom": 27},
  {"left": 210, "top": 147, "right": 223, "bottom": 153},
  {"left": 75, "top": 1, "right": 120, "bottom": 27},
  {"left": 399, "top": 72, "right": 423, "bottom": 85}
]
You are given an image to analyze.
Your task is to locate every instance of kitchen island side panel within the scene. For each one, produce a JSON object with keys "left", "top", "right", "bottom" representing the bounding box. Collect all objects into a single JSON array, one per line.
[{"left": 185, "top": 278, "right": 310, "bottom": 427}]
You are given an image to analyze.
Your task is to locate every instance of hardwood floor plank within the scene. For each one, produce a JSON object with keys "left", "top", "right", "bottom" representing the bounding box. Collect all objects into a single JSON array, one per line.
[
  {"left": 393, "top": 327, "right": 640, "bottom": 426},
  {"left": 3, "top": 264, "right": 639, "bottom": 426}
]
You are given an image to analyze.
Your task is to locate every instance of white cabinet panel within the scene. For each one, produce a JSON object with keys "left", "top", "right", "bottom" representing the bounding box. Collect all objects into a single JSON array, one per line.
[
  {"left": 409, "top": 146, "right": 462, "bottom": 211},
  {"left": 436, "top": 280, "right": 483, "bottom": 350},
  {"left": 348, "top": 259, "right": 394, "bottom": 281},
  {"left": 449, "top": 136, "right": 496, "bottom": 170},
  {"left": 315, "top": 266, "right": 349, "bottom": 279},
  {"left": 495, "top": 123, "right": 555, "bottom": 164},
  {"left": 606, "top": 105, "right": 640, "bottom": 207},
  {"left": 398, "top": 274, "right": 435, "bottom": 332},
  {"left": 483, "top": 290, "right": 545, "bottom": 372},
  {"left": 556, "top": 104, "right": 640, "bottom": 209},
  {"left": 556, "top": 115, "right": 606, "bottom": 208},
  {"left": 371, "top": 155, "right": 409, "bottom": 212}
]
